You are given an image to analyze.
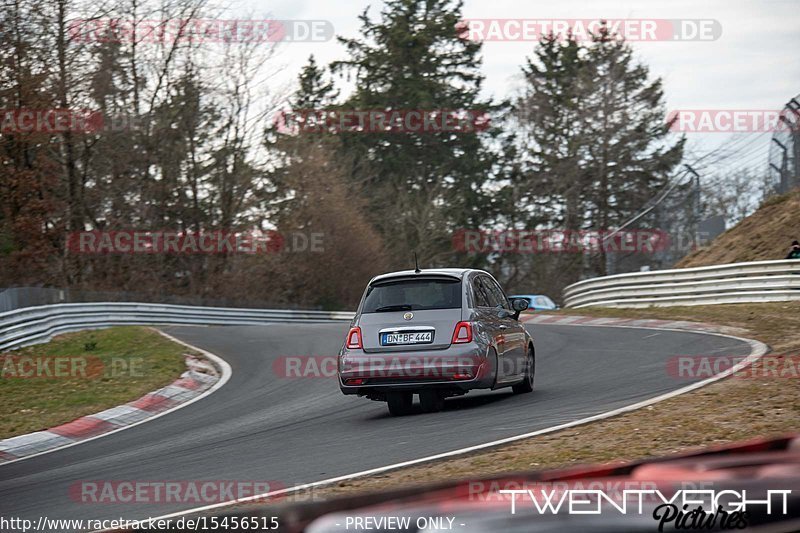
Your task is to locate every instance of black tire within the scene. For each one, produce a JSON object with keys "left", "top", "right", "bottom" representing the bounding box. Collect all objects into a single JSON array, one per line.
[
  {"left": 512, "top": 346, "right": 535, "bottom": 394},
  {"left": 419, "top": 390, "right": 445, "bottom": 413},
  {"left": 386, "top": 392, "right": 414, "bottom": 416},
  {"left": 489, "top": 348, "right": 500, "bottom": 389}
]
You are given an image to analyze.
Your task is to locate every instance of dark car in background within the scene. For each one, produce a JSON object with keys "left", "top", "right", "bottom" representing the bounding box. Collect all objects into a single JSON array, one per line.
[{"left": 338, "top": 269, "right": 535, "bottom": 416}]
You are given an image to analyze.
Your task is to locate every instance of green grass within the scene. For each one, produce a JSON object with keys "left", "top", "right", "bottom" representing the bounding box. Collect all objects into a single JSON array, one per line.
[{"left": 0, "top": 327, "right": 190, "bottom": 439}]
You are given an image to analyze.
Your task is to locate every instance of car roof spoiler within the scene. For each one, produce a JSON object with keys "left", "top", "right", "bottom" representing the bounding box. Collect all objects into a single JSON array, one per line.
[{"left": 370, "top": 272, "right": 464, "bottom": 286}]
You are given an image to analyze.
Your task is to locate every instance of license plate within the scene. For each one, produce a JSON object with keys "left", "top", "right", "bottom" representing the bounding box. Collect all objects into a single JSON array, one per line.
[{"left": 381, "top": 331, "right": 433, "bottom": 346}]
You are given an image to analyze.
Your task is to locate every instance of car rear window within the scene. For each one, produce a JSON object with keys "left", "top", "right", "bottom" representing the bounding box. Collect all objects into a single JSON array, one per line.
[{"left": 361, "top": 278, "right": 462, "bottom": 313}]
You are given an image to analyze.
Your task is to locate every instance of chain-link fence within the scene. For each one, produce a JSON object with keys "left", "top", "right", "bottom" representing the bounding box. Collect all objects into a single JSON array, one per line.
[
  {"left": 602, "top": 170, "right": 701, "bottom": 275},
  {"left": 609, "top": 92, "right": 800, "bottom": 274},
  {"left": 768, "top": 94, "right": 800, "bottom": 194}
]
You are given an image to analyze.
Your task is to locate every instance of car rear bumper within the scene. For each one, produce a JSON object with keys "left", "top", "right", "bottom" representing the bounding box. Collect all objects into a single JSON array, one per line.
[{"left": 338, "top": 343, "right": 494, "bottom": 396}]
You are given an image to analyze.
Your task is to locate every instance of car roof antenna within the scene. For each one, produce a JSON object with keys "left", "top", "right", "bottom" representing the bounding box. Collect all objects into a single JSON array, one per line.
[{"left": 414, "top": 252, "right": 421, "bottom": 273}]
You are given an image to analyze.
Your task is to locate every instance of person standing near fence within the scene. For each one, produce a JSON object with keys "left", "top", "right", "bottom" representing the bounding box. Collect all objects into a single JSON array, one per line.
[{"left": 786, "top": 240, "right": 800, "bottom": 259}]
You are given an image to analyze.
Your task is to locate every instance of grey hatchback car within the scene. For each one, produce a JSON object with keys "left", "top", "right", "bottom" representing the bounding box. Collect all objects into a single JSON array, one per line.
[{"left": 338, "top": 268, "right": 535, "bottom": 416}]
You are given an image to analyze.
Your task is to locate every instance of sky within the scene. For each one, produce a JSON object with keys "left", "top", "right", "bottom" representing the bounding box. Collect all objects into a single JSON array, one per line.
[{"left": 236, "top": 0, "right": 799, "bottom": 178}]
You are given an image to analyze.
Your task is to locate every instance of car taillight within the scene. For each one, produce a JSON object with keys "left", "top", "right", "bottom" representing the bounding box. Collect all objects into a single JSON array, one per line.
[
  {"left": 452, "top": 321, "right": 473, "bottom": 344},
  {"left": 346, "top": 327, "right": 363, "bottom": 349}
]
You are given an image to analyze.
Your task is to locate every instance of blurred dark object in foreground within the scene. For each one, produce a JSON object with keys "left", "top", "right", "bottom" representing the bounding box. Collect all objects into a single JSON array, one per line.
[{"left": 122, "top": 434, "right": 800, "bottom": 532}]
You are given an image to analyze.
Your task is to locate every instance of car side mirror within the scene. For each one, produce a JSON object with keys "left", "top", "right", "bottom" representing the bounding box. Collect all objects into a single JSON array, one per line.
[
  {"left": 510, "top": 298, "right": 529, "bottom": 320},
  {"left": 511, "top": 298, "right": 529, "bottom": 312}
]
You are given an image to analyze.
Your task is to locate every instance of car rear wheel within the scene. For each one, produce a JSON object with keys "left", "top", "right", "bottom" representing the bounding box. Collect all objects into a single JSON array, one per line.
[
  {"left": 512, "top": 347, "right": 535, "bottom": 394},
  {"left": 386, "top": 392, "right": 414, "bottom": 416},
  {"left": 419, "top": 390, "right": 445, "bottom": 413}
]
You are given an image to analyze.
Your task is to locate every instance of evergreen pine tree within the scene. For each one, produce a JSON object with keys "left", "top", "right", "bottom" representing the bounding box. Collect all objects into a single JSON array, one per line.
[{"left": 332, "top": 0, "right": 500, "bottom": 266}]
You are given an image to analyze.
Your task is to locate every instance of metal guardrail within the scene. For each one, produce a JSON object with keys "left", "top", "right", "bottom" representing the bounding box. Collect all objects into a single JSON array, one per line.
[
  {"left": 563, "top": 259, "right": 800, "bottom": 308},
  {"left": 0, "top": 302, "right": 355, "bottom": 352},
  {"left": 0, "top": 286, "right": 319, "bottom": 313},
  {"left": 5, "top": 261, "right": 798, "bottom": 350}
]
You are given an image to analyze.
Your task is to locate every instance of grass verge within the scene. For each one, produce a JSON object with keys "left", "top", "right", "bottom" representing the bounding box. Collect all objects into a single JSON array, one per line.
[
  {"left": 0, "top": 326, "right": 190, "bottom": 439},
  {"left": 306, "top": 302, "right": 800, "bottom": 498}
]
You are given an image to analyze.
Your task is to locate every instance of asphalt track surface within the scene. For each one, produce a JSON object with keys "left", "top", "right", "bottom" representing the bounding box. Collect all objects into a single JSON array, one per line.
[{"left": 0, "top": 322, "right": 753, "bottom": 528}]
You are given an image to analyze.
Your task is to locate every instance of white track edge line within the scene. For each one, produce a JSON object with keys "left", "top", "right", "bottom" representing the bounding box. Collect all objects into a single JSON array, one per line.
[
  {"left": 132, "top": 324, "right": 768, "bottom": 526},
  {"left": 0, "top": 328, "right": 233, "bottom": 467}
]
